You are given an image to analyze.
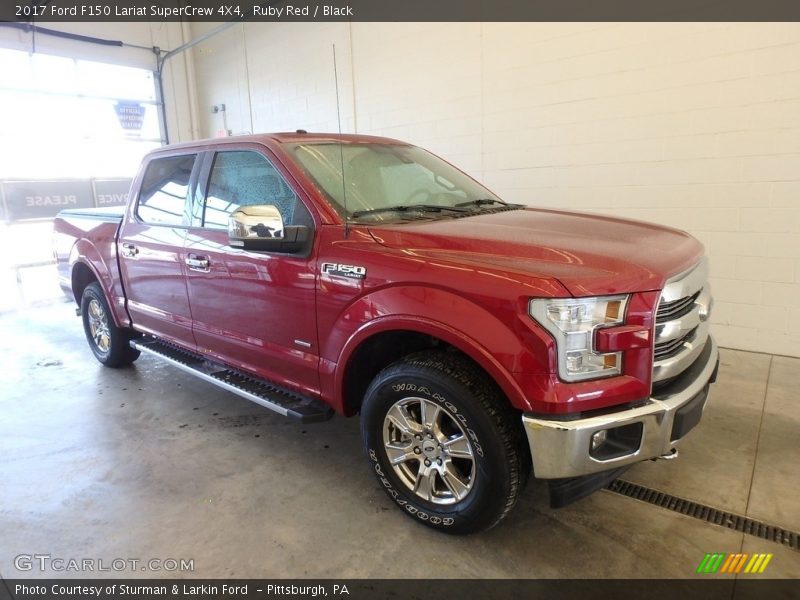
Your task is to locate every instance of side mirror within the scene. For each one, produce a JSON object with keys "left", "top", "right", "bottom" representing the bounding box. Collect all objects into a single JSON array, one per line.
[{"left": 228, "top": 205, "right": 312, "bottom": 253}]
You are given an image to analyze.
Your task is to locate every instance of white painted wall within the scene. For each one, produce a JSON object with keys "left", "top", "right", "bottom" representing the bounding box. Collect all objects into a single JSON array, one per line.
[{"left": 198, "top": 23, "right": 800, "bottom": 356}]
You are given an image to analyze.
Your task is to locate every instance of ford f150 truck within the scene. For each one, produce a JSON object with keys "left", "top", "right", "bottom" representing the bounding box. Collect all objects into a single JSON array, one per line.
[{"left": 54, "top": 132, "right": 718, "bottom": 533}]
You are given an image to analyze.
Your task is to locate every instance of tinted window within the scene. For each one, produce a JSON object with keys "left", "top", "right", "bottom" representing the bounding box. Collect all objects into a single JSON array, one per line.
[
  {"left": 202, "top": 151, "right": 311, "bottom": 229},
  {"left": 137, "top": 154, "right": 196, "bottom": 226}
]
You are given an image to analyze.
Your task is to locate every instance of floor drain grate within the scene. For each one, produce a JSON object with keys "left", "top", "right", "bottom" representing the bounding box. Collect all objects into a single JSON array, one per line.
[{"left": 607, "top": 479, "right": 799, "bottom": 550}]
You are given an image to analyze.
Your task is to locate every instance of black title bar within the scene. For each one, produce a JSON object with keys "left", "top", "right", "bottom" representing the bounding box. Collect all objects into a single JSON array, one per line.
[
  {"left": 4, "top": 0, "right": 800, "bottom": 22},
  {"left": 2, "top": 580, "right": 800, "bottom": 600}
]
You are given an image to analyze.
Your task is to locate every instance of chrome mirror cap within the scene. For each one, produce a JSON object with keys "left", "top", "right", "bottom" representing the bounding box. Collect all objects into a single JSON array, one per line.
[{"left": 228, "top": 205, "right": 285, "bottom": 247}]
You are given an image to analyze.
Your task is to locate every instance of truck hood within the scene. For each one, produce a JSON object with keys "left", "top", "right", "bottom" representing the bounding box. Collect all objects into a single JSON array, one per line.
[{"left": 368, "top": 208, "right": 703, "bottom": 296}]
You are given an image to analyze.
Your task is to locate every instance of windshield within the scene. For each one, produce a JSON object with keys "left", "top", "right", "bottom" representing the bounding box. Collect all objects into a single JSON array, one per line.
[{"left": 288, "top": 142, "right": 504, "bottom": 221}]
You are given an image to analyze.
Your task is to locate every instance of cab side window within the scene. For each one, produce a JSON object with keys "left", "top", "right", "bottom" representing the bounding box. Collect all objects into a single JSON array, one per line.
[
  {"left": 202, "top": 151, "right": 312, "bottom": 229},
  {"left": 137, "top": 154, "right": 196, "bottom": 226}
]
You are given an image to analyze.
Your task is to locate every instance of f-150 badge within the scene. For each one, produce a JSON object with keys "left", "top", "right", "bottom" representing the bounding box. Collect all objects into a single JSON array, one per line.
[{"left": 321, "top": 263, "right": 367, "bottom": 280}]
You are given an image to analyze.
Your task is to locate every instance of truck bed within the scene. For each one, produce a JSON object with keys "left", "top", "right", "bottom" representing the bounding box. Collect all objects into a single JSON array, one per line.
[
  {"left": 57, "top": 206, "right": 126, "bottom": 221},
  {"left": 53, "top": 208, "right": 127, "bottom": 326}
]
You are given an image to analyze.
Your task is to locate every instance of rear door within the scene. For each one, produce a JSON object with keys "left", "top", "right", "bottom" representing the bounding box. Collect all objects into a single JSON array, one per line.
[
  {"left": 182, "top": 146, "right": 320, "bottom": 396},
  {"left": 118, "top": 152, "right": 199, "bottom": 348}
]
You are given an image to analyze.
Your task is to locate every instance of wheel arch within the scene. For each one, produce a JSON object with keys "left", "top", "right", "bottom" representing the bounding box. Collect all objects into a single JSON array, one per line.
[
  {"left": 68, "top": 238, "right": 129, "bottom": 328},
  {"left": 70, "top": 259, "right": 126, "bottom": 329},
  {"left": 71, "top": 261, "right": 98, "bottom": 305},
  {"left": 336, "top": 317, "right": 529, "bottom": 417}
]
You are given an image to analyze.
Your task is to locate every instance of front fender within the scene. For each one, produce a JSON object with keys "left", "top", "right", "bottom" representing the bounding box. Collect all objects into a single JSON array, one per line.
[{"left": 323, "top": 285, "right": 541, "bottom": 413}]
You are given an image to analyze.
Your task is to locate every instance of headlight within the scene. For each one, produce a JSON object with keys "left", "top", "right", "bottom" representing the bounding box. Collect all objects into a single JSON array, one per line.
[{"left": 529, "top": 295, "right": 629, "bottom": 382}]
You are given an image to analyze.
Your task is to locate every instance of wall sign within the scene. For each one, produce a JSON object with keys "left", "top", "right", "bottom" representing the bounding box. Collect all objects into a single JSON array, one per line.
[
  {"left": 2, "top": 180, "right": 94, "bottom": 222},
  {"left": 93, "top": 179, "right": 132, "bottom": 207},
  {"left": 1, "top": 179, "right": 133, "bottom": 222},
  {"left": 114, "top": 101, "right": 146, "bottom": 132}
]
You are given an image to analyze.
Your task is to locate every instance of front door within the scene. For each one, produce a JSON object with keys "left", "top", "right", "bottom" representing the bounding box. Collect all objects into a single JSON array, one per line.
[{"left": 182, "top": 147, "right": 320, "bottom": 396}]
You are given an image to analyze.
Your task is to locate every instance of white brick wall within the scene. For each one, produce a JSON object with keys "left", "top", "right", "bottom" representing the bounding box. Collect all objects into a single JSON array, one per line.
[{"left": 191, "top": 22, "right": 800, "bottom": 357}]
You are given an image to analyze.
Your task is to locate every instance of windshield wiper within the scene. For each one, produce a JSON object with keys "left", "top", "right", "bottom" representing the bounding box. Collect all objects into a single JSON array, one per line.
[
  {"left": 454, "top": 198, "right": 508, "bottom": 208},
  {"left": 351, "top": 204, "right": 471, "bottom": 218}
]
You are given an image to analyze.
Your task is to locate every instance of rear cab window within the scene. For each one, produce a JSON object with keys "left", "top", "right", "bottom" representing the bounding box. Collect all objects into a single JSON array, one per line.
[{"left": 137, "top": 154, "right": 197, "bottom": 226}]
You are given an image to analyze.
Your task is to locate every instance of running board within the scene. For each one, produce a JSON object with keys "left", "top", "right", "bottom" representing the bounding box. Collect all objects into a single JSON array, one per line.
[{"left": 130, "top": 338, "right": 334, "bottom": 423}]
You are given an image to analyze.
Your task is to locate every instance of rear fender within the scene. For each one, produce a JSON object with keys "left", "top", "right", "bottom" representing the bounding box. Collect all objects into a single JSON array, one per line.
[{"left": 69, "top": 239, "right": 129, "bottom": 328}]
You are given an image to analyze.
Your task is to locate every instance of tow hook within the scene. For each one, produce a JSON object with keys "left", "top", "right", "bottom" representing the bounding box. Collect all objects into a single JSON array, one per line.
[{"left": 653, "top": 448, "right": 679, "bottom": 461}]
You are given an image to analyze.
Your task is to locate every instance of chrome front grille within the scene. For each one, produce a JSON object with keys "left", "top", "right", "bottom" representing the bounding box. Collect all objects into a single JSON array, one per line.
[
  {"left": 652, "top": 258, "right": 713, "bottom": 385},
  {"left": 656, "top": 291, "right": 701, "bottom": 322},
  {"left": 654, "top": 327, "right": 698, "bottom": 360}
]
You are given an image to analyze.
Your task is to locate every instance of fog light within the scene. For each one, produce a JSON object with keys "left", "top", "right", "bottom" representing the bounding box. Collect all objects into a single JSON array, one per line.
[
  {"left": 589, "top": 422, "right": 644, "bottom": 461},
  {"left": 591, "top": 429, "right": 608, "bottom": 452}
]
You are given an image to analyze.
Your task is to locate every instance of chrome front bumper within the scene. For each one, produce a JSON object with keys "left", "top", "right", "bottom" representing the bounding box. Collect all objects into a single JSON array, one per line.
[{"left": 522, "top": 335, "right": 719, "bottom": 479}]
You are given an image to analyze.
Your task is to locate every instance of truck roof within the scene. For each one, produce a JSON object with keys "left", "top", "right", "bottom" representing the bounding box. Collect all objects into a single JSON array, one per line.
[{"left": 150, "top": 131, "right": 409, "bottom": 154}]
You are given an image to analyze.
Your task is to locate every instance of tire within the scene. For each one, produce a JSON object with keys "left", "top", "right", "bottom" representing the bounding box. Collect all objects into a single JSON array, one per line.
[
  {"left": 360, "top": 351, "right": 529, "bottom": 534},
  {"left": 80, "top": 281, "right": 140, "bottom": 368}
]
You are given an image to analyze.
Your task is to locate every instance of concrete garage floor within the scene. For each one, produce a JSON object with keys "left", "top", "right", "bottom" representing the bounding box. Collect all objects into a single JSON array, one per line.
[{"left": 1, "top": 301, "right": 798, "bottom": 579}]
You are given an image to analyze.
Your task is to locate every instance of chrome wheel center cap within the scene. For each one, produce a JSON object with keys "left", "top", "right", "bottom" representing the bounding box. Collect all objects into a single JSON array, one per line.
[{"left": 421, "top": 440, "right": 439, "bottom": 458}]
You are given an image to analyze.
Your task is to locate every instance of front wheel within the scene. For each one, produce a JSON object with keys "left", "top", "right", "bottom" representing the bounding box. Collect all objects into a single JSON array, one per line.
[
  {"left": 360, "top": 352, "right": 529, "bottom": 534},
  {"left": 81, "top": 282, "right": 140, "bottom": 368}
]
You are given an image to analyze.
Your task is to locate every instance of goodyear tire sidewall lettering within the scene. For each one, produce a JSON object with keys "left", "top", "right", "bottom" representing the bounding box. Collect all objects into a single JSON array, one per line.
[
  {"left": 368, "top": 447, "right": 456, "bottom": 527},
  {"left": 366, "top": 379, "right": 487, "bottom": 528}
]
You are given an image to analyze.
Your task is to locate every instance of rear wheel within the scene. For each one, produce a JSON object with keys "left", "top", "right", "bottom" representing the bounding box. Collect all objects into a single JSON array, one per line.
[
  {"left": 360, "top": 351, "right": 529, "bottom": 534},
  {"left": 81, "top": 282, "right": 140, "bottom": 367}
]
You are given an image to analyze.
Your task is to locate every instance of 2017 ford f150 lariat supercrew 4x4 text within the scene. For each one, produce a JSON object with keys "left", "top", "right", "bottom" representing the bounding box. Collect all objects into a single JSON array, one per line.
[{"left": 54, "top": 132, "right": 719, "bottom": 533}]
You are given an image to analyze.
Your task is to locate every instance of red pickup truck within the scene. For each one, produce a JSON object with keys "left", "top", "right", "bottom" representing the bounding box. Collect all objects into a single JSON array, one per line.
[{"left": 54, "top": 132, "right": 718, "bottom": 533}]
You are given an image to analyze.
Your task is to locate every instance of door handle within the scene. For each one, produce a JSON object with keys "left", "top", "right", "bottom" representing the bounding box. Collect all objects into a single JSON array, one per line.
[
  {"left": 121, "top": 243, "right": 139, "bottom": 258},
  {"left": 186, "top": 256, "right": 210, "bottom": 271}
]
